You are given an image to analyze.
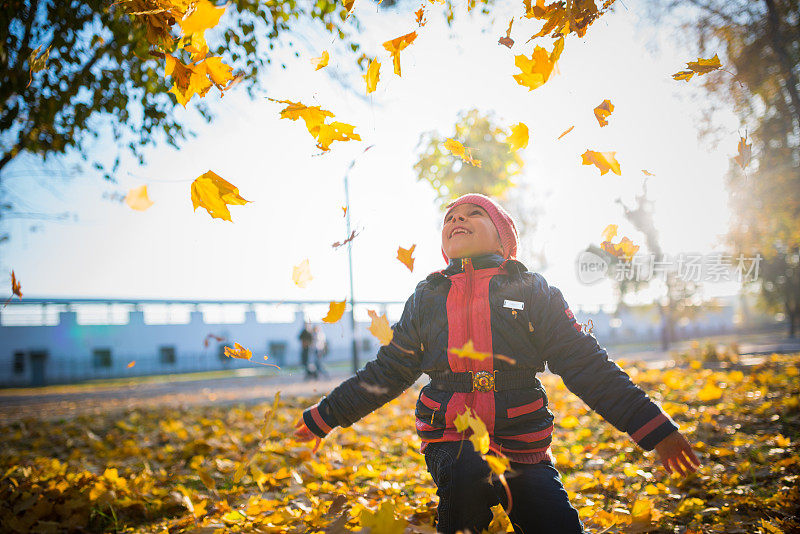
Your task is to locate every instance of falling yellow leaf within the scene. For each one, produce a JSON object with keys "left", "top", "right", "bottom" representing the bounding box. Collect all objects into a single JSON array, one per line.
[
  {"left": 311, "top": 50, "right": 329, "bottom": 70},
  {"left": 513, "top": 43, "right": 557, "bottom": 91},
  {"left": 323, "top": 300, "right": 347, "bottom": 323},
  {"left": 444, "top": 138, "right": 481, "bottom": 167},
  {"left": 593, "top": 99, "right": 614, "bottom": 127},
  {"left": 601, "top": 224, "right": 618, "bottom": 242},
  {"left": 363, "top": 58, "right": 381, "bottom": 94},
  {"left": 449, "top": 340, "right": 492, "bottom": 361},
  {"left": 382, "top": 31, "right": 417, "bottom": 76},
  {"left": 396, "top": 244, "right": 416, "bottom": 272},
  {"left": 190, "top": 170, "right": 250, "bottom": 222},
  {"left": 342, "top": 205, "right": 348, "bottom": 217},
  {"left": 127, "top": 361, "right": 136, "bottom": 368},
  {"left": 642, "top": 169, "right": 655, "bottom": 176},
  {"left": 125, "top": 185, "right": 154, "bottom": 211},
  {"left": 292, "top": 259, "right": 313, "bottom": 288},
  {"left": 367, "top": 309, "right": 394, "bottom": 345},
  {"left": 673, "top": 53, "right": 721, "bottom": 81},
  {"left": 224, "top": 342, "right": 253, "bottom": 361},
  {"left": 484, "top": 453, "right": 510, "bottom": 475},
  {"left": 180, "top": 0, "right": 225, "bottom": 36},
  {"left": 581, "top": 150, "right": 621, "bottom": 176},
  {"left": 506, "top": 122, "right": 529, "bottom": 151},
  {"left": 453, "top": 408, "right": 490, "bottom": 454},
  {"left": 557, "top": 125, "right": 574, "bottom": 139},
  {"left": 270, "top": 98, "right": 360, "bottom": 152}
]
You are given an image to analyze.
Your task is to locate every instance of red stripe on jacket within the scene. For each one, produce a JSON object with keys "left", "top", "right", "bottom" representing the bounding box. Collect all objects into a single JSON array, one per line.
[
  {"left": 444, "top": 264, "right": 501, "bottom": 437},
  {"left": 631, "top": 412, "right": 668, "bottom": 443}
]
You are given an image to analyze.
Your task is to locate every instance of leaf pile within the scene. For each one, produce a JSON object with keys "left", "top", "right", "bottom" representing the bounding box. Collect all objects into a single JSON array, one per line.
[{"left": 1, "top": 353, "right": 798, "bottom": 533}]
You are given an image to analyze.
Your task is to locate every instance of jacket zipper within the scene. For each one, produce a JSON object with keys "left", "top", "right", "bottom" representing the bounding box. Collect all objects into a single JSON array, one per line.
[{"left": 462, "top": 257, "right": 474, "bottom": 345}]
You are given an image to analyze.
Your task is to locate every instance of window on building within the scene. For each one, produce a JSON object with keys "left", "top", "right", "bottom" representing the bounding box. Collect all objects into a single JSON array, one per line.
[
  {"left": 93, "top": 348, "right": 112, "bottom": 368},
  {"left": 159, "top": 346, "right": 176, "bottom": 365},
  {"left": 13, "top": 351, "right": 25, "bottom": 374},
  {"left": 268, "top": 341, "right": 287, "bottom": 359}
]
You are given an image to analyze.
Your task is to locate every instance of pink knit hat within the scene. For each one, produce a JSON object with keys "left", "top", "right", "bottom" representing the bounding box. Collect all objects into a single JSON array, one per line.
[{"left": 441, "top": 193, "right": 519, "bottom": 263}]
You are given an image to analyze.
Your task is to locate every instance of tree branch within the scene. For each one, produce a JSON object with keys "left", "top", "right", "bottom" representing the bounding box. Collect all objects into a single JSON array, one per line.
[{"left": 764, "top": 0, "right": 800, "bottom": 132}]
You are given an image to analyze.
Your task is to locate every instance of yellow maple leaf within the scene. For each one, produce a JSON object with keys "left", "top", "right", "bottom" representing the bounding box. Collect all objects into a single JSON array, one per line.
[
  {"left": 630, "top": 497, "right": 660, "bottom": 524},
  {"left": 201, "top": 56, "right": 234, "bottom": 87},
  {"left": 270, "top": 98, "right": 359, "bottom": 151},
  {"left": 363, "top": 58, "right": 381, "bottom": 94},
  {"left": 506, "top": 122, "right": 529, "bottom": 151},
  {"left": 513, "top": 44, "right": 556, "bottom": 91},
  {"left": 292, "top": 259, "right": 313, "bottom": 288},
  {"left": 323, "top": 300, "right": 347, "bottom": 323},
  {"left": 316, "top": 121, "right": 361, "bottom": 152},
  {"left": 180, "top": 0, "right": 225, "bottom": 36},
  {"left": 581, "top": 150, "right": 621, "bottom": 176},
  {"left": 383, "top": 30, "right": 417, "bottom": 76},
  {"left": 127, "top": 361, "right": 136, "bottom": 368},
  {"left": 673, "top": 54, "right": 721, "bottom": 81},
  {"left": 454, "top": 408, "right": 473, "bottom": 432},
  {"left": 593, "top": 99, "right": 614, "bottom": 127},
  {"left": 601, "top": 224, "right": 618, "bottom": 242},
  {"left": 367, "top": 309, "right": 394, "bottom": 345},
  {"left": 190, "top": 170, "right": 250, "bottom": 222},
  {"left": 616, "top": 237, "right": 639, "bottom": 261},
  {"left": 224, "top": 342, "right": 253, "bottom": 361},
  {"left": 396, "top": 244, "right": 416, "bottom": 272},
  {"left": 449, "top": 340, "right": 492, "bottom": 361},
  {"left": 311, "top": 50, "right": 329, "bottom": 71}
]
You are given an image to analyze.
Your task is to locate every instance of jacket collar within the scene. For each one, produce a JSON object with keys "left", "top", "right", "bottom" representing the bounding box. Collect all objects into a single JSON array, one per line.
[{"left": 441, "top": 253, "right": 506, "bottom": 276}]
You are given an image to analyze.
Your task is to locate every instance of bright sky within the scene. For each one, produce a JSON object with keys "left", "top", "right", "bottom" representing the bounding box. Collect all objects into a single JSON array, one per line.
[{"left": 2, "top": 1, "right": 744, "bottom": 313}]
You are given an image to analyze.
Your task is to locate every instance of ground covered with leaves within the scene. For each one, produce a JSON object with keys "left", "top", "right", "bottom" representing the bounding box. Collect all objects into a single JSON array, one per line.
[{"left": 1, "top": 351, "right": 798, "bottom": 533}]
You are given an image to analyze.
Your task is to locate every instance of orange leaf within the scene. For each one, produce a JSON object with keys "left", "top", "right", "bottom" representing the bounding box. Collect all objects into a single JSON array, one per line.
[
  {"left": 323, "top": 300, "right": 347, "bottom": 323},
  {"left": 311, "top": 50, "right": 329, "bottom": 71},
  {"left": 557, "top": 125, "right": 574, "bottom": 139},
  {"left": 642, "top": 169, "right": 655, "bottom": 176},
  {"left": 270, "top": 98, "right": 360, "bottom": 151},
  {"left": 292, "top": 259, "right": 313, "bottom": 288},
  {"left": 601, "top": 224, "right": 618, "bottom": 242},
  {"left": 367, "top": 309, "right": 394, "bottom": 345},
  {"left": 382, "top": 31, "right": 417, "bottom": 76},
  {"left": 224, "top": 342, "right": 253, "bottom": 361},
  {"left": 581, "top": 150, "right": 621, "bottom": 176},
  {"left": 673, "top": 54, "right": 721, "bottom": 81},
  {"left": 190, "top": 170, "right": 250, "bottom": 222},
  {"left": 734, "top": 136, "right": 752, "bottom": 169},
  {"left": 11, "top": 270, "right": 22, "bottom": 299},
  {"left": 127, "top": 361, "right": 136, "bottom": 368},
  {"left": 125, "top": 185, "right": 154, "bottom": 211},
  {"left": 415, "top": 7, "right": 426, "bottom": 26},
  {"left": 593, "top": 99, "right": 614, "bottom": 127},
  {"left": 396, "top": 244, "right": 416, "bottom": 272}
]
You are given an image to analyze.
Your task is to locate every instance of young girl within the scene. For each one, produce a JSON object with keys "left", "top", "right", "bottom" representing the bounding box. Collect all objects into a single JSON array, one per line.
[{"left": 292, "top": 193, "right": 701, "bottom": 533}]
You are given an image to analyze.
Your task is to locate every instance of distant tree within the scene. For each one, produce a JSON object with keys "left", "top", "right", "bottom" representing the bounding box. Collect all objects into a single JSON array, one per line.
[
  {"left": 413, "top": 108, "right": 545, "bottom": 270},
  {"left": 644, "top": 0, "right": 800, "bottom": 336}
]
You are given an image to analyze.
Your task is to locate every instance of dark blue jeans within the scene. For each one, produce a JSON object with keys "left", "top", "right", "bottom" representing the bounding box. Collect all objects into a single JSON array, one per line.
[{"left": 424, "top": 440, "right": 585, "bottom": 534}]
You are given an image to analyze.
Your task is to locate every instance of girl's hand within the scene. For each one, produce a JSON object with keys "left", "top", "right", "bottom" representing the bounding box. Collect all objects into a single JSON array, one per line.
[
  {"left": 654, "top": 430, "right": 701, "bottom": 477},
  {"left": 292, "top": 418, "right": 322, "bottom": 454}
]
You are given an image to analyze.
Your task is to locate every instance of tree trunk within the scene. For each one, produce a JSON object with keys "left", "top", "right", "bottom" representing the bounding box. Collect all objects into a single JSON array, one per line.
[{"left": 764, "top": 0, "right": 800, "bottom": 133}]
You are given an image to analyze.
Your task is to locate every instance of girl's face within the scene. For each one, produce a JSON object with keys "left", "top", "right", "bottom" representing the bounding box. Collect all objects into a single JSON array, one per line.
[{"left": 441, "top": 203, "right": 503, "bottom": 260}]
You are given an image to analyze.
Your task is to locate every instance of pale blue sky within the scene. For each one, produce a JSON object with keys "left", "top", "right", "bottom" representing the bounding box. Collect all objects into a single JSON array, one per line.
[{"left": 1, "top": 1, "right": 744, "bottom": 312}]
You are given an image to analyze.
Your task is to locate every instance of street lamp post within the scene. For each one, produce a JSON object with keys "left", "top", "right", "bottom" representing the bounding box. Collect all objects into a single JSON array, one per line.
[{"left": 343, "top": 159, "right": 359, "bottom": 374}]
